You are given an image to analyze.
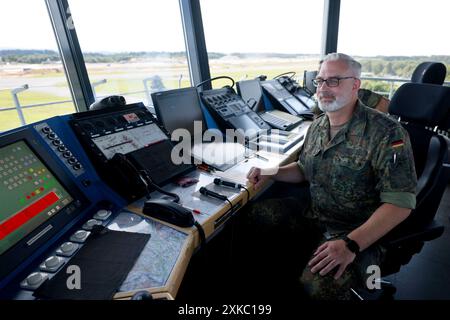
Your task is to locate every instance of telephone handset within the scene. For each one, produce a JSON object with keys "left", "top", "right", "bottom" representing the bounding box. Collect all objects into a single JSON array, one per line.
[
  {"left": 109, "top": 153, "right": 151, "bottom": 200},
  {"left": 110, "top": 152, "right": 181, "bottom": 203}
]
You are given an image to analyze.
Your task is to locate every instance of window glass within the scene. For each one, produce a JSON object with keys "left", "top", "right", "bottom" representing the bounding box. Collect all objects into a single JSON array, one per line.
[
  {"left": 200, "top": 0, "right": 325, "bottom": 88},
  {"left": 0, "top": 0, "right": 75, "bottom": 132},
  {"left": 69, "top": 0, "right": 191, "bottom": 107},
  {"left": 338, "top": 0, "right": 450, "bottom": 97}
]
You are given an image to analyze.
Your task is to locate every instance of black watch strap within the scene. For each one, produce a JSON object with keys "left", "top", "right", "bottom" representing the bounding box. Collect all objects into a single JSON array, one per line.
[{"left": 343, "top": 236, "right": 360, "bottom": 254}]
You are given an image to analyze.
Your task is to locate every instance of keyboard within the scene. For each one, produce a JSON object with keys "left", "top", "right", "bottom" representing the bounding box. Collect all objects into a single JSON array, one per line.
[{"left": 260, "top": 110, "right": 303, "bottom": 131}]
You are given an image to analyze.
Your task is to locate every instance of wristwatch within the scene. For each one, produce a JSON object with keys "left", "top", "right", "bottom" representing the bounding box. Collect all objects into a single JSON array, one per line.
[{"left": 343, "top": 236, "right": 360, "bottom": 254}]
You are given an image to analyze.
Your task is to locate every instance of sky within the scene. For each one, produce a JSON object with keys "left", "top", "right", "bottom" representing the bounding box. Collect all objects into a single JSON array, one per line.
[{"left": 0, "top": 0, "right": 449, "bottom": 57}]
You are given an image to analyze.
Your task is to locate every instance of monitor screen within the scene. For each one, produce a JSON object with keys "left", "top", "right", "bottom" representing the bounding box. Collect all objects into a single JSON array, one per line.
[
  {"left": 237, "top": 80, "right": 265, "bottom": 113},
  {"left": 152, "top": 88, "right": 206, "bottom": 138},
  {"left": 304, "top": 70, "right": 318, "bottom": 95},
  {"left": 285, "top": 97, "right": 309, "bottom": 113},
  {"left": 0, "top": 141, "right": 74, "bottom": 256}
]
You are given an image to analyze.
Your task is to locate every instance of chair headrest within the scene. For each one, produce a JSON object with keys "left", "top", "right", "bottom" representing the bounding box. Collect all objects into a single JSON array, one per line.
[
  {"left": 389, "top": 83, "right": 450, "bottom": 128},
  {"left": 411, "top": 62, "right": 447, "bottom": 85}
]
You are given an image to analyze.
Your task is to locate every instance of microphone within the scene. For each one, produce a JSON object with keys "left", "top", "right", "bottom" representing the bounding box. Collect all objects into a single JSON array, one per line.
[
  {"left": 214, "top": 178, "right": 242, "bottom": 189},
  {"left": 199, "top": 187, "right": 228, "bottom": 201}
]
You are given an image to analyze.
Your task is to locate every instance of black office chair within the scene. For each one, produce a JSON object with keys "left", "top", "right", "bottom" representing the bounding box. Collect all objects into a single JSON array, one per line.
[
  {"left": 353, "top": 82, "right": 450, "bottom": 300},
  {"left": 411, "top": 62, "right": 447, "bottom": 85}
]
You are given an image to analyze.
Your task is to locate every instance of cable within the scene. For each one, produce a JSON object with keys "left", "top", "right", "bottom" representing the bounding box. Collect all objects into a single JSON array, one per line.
[
  {"left": 195, "top": 76, "right": 235, "bottom": 90},
  {"left": 213, "top": 177, "right": 251, "bottom": 203},
  {"left": 194, "top": 221, "right": 206, "bottom": 248},
  {"left": 240, "top": 185, "right": 251, "bottom": 203},
  {"left": 140, "top": 170, "right": 180, "bottom": 203},
  {"left": 274, "top": 71, "right": 296, "bottom": 79}
]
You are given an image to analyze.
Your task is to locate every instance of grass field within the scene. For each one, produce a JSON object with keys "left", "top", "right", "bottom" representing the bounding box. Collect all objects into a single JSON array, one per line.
[
  {"left": 0, "top": 57, "right": 320, "bottom": 132},
  {"left": 0, "top": 90, "right": 74, "bottom": 131}
]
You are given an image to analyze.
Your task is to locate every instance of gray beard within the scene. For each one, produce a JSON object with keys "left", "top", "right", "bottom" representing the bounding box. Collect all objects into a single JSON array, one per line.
[{"left": 318, "top": 99, "right": 346, "bottom": 112}]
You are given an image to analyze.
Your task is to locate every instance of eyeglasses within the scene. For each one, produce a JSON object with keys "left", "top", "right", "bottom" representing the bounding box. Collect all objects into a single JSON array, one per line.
[{"left": 312, "top": 76, "right": 358, "bottom": 88}]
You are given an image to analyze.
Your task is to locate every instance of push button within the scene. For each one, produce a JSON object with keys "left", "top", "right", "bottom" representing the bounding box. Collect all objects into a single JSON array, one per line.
[
  {"left": 70, "top": 230, "right": 90, "bottom": 243},
  {"left": 56, "top": 242, "right": 79, "bottom": 257},
  {"left": 94, "top": 209, "right": 112, "bottom": 221},
  {"left": 20, "top": 272, "right": 49, "bottom": 290},
  {"left": 39, "top": 256, "right": 64, "bottom": 273},
  {"left": 82, "top": 219, "right": 102, "bottom": 230}
]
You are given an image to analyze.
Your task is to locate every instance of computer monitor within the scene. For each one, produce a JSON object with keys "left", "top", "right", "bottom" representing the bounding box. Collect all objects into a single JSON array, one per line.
[
  {"left": 236, "top": 79, "right": 265, "bottom": 113},
  {"left": 0, "top": 128, "right": 89, "bottom": 282},
  {"left": 151, "top": 87, "right": 206, "bottom": 137}
]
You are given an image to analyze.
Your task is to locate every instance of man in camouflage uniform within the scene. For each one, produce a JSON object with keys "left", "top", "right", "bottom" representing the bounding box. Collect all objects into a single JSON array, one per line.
[{"left": 241, "top": 53, "right": 417, "bottom": 300}]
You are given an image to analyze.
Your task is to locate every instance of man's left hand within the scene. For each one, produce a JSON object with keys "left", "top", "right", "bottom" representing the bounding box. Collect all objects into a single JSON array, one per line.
[{"left": 308, "top": 239, "right": 356, "bottom": 280}]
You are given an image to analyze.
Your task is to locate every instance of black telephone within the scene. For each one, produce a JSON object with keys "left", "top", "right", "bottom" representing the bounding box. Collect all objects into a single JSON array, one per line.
[{"left": 109, "top": 153, "right": 152, "bottom": 200}]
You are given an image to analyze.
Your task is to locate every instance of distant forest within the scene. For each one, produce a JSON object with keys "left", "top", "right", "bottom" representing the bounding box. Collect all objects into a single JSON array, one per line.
[{"left": 1, "top": 49, "right": 449, "bottom": 82}]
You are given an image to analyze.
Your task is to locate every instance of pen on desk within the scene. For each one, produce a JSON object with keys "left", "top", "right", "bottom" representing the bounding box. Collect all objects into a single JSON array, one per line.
[
  {"left": 255, "top": 154, "right": 269, "bottom": 162},
  {"left": 182, "top": 205, "right": 202, "bottom": 215},
  {"left": 196, "top": 164, "right": 215, "bottom": 173}
]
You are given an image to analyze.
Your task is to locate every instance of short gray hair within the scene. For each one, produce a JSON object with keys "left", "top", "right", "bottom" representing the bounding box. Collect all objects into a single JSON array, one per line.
[{"left": 319, "top": 53, "right": 362, "bottom": 78}]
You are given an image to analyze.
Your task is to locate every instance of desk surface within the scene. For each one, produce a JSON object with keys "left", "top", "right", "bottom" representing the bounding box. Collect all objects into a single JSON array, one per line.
[{"left": 112, "top": 121, "right": 311, "bottom": 299}]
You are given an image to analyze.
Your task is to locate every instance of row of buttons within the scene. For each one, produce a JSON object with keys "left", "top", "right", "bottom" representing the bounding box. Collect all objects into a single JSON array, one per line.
[
  {"left": 20, "top": 209, "right": 112, "bottom": 291},
  {"left": 41, "top": 126, "right": 83, "bottom": 172}
]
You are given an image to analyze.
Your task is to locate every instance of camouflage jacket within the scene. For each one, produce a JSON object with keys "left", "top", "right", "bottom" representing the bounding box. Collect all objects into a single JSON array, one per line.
[{"left": 297, "top": 101, "right": 417, "bottom": 234}]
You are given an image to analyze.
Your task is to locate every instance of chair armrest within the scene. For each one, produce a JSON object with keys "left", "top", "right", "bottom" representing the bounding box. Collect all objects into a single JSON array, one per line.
[{"left": 380, "top": 220, "right": 444, "bottom": 249}]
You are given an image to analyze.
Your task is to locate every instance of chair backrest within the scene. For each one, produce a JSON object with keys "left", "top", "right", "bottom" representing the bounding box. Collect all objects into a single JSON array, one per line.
[
  {"left": 387, "top": 83, "right": 450, "bottom": 229},
  {"left": 411, "top": 62, "right": 447, "bottom": 85},
  {"left": 377, "top": 83, "right": 450, "bottom": 279},
  {"left": 389, "top": 83, "right": 450, "bottom": 176}
]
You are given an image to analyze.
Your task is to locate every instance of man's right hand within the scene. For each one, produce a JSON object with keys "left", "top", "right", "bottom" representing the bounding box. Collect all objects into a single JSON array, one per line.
[{"left": 247, "top": 167, "right": 273, "bottom": 190}]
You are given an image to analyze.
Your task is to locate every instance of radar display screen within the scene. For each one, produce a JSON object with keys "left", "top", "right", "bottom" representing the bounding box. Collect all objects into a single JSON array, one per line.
[{"left": 0, "top": 141, "right": 74, "bottom": 256}]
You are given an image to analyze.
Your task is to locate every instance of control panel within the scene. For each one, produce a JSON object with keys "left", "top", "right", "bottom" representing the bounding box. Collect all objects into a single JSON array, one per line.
[
  {"left": 70, "top": 103, "right": 194, "bottom": 202},
  {"left": 35, "top": 123, "right": 84, "bottom": 176},
  {"left": 12, "top": 205, "right": 114, "bottom": 300},
  {"left": 0, "top": 115, "right": 127, "bottom": 299},
  {"left": 199, "top": 87, "right": 271, "bottom": 137}
]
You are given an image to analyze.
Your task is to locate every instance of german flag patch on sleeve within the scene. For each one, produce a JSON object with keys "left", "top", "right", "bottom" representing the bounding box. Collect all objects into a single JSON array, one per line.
[{"left": 391, "top": 140, "right": 404, "bottom": 149}]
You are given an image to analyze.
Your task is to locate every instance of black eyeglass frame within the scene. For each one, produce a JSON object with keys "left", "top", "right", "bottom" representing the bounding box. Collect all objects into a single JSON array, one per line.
[{"left": 312, "top": 76, "right": 359, "bottom": 87}]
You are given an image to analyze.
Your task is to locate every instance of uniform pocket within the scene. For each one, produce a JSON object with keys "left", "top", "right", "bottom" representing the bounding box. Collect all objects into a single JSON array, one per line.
[{"left": 331, "top": 147, "right": 372, "bottom": 201}]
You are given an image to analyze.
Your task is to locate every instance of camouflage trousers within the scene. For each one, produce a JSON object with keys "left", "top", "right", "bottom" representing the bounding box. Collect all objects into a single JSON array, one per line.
[{"left": 234, "top": 196, "right": 386, "bottom": 300}]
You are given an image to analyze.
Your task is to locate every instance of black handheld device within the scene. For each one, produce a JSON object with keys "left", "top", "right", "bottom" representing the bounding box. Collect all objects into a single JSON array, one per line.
[
  {"left": 213, "top": 178, "right": 242, "bottom": 189},
  {"left": 199, "top": 187, "right": 228, "bottom": 201}
]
